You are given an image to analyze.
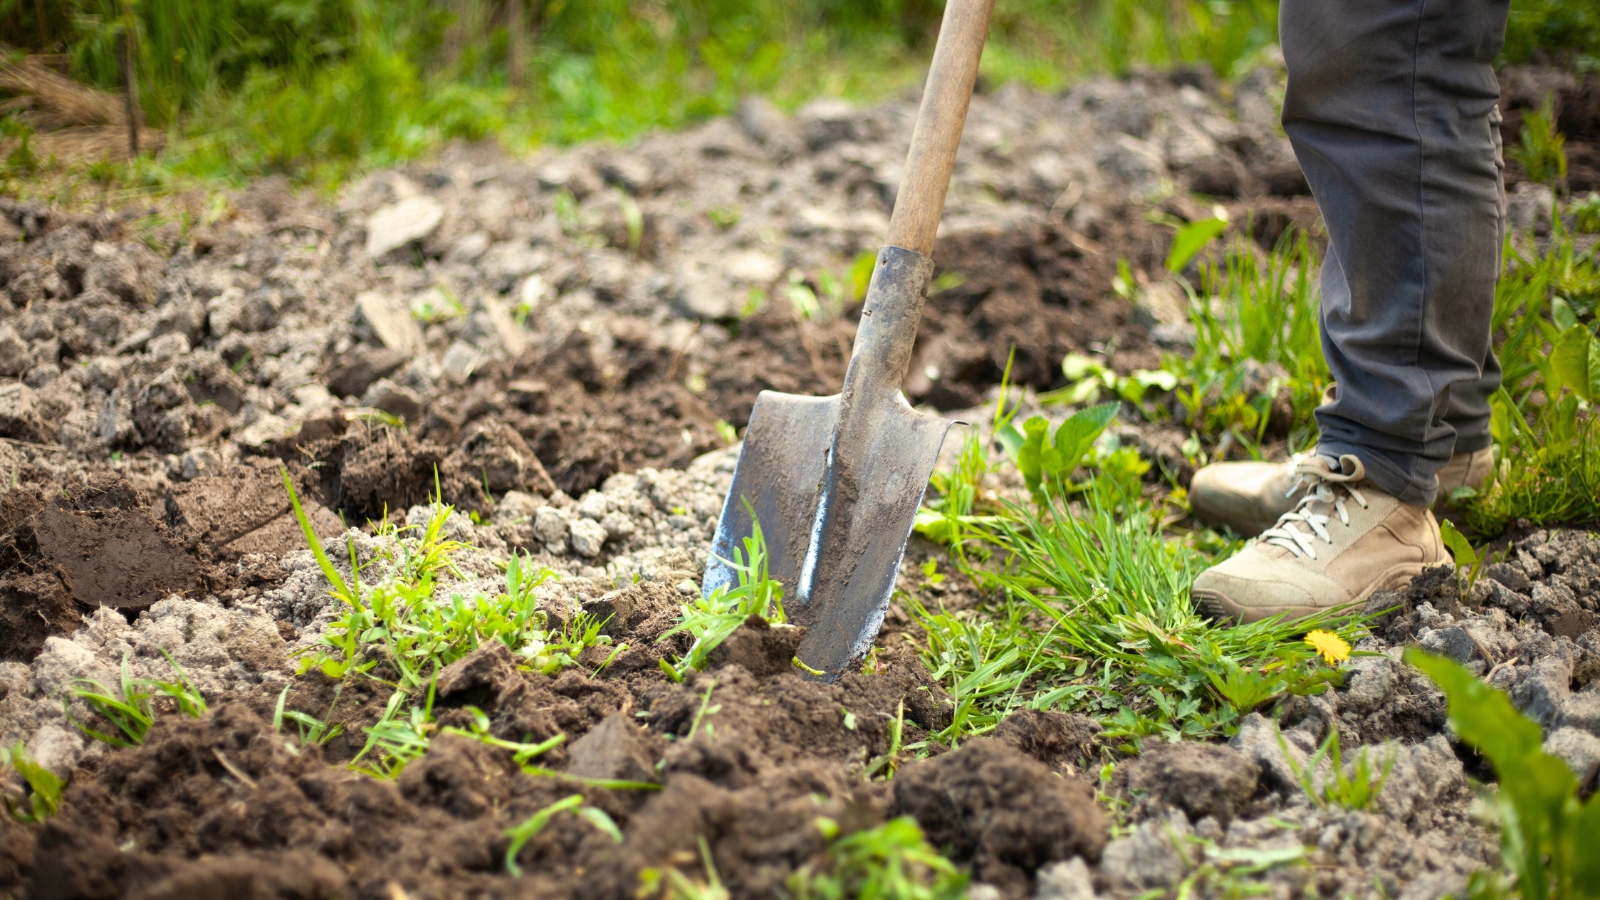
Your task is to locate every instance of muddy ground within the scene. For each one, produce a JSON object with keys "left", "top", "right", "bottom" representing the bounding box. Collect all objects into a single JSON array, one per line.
[{"left": 2, "top": 58, "right": 1599, "bottom": 900}]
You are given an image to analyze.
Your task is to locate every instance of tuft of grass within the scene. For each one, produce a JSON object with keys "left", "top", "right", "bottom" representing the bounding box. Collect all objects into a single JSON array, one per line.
[
  {"left": 1510, "top": 96, "right": 1569, "bottom": 187},
  {"left": 63, "top": 652, "right": 208, "bottom": 748},
  {"left": 663, "top": 512, "right": 786, "bottom": 682},
  {"left": 1, "top": 743, "right": 63, "bottom": 824},
  {"left": 1277, "top": 724, "right": 1396, "bottom": 811},
  {"left": 1165, "top": 227, "right": 1329, "bottom": 453},
  {"left": 786, "top": 816, "right": 969, "bottom": 900},
  {"left": 504, "top": 794, "right": 622, "bottom": 878}
]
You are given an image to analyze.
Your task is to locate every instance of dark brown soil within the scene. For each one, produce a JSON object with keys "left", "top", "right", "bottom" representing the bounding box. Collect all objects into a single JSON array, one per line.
[{"left": 0, "top": 623, "right": 1109, "bottom": 900}]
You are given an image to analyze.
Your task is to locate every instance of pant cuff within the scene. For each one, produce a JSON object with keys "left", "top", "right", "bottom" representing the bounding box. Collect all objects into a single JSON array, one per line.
[
  {"left": 1316, "top": 440, "right": 1437, "bottom": 507},
  {"left": 1451, "top": 431, "right": 1493, "bottom": 454}
]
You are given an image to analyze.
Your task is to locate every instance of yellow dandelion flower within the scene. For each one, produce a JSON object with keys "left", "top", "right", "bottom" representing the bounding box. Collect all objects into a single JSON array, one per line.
[{"left": 1305, "top": 630, "right": 1351, "bottom": 665}]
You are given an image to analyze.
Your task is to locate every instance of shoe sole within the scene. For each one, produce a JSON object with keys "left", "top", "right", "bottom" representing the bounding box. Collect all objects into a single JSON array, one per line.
[{"left": 1192, "top": 562, "right": 1433, "bottom": 625}]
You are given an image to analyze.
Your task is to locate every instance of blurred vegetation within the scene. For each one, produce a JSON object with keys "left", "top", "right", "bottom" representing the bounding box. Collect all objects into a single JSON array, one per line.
[{"left": 1, "top": 0, "right": 1594, "bottom": 189}]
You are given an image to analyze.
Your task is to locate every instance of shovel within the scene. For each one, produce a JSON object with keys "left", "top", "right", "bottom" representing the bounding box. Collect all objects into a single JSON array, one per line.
[{"left": 703, "top": 0, "right": 996, "bottom": 680}]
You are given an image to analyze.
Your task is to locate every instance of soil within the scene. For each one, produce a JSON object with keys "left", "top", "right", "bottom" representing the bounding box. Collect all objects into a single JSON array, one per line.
[{"left": 1, "top": 59, "right": 1598, "bottom": 900}]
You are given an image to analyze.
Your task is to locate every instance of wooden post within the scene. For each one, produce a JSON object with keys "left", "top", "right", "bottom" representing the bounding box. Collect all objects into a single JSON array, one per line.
[
  {"left": 119, "top": 24, "right": 140, "bottom": 158},
  {"left": 508, "top": 0, "right": 526, "bottom": 88}
]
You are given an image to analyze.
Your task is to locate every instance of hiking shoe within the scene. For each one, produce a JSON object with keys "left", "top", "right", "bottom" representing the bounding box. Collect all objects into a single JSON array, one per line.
[
  {"left": 1191, "top": 454, "right": 1447, "bottom": 624},
  {"left": 1189, "top": 447, "right": 1495, "bottom": 537}
]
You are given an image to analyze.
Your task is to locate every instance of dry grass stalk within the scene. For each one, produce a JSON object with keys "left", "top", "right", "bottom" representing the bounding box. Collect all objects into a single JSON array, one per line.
[{"left": 0, "top": 56, "right": 125, "bottom": 129}]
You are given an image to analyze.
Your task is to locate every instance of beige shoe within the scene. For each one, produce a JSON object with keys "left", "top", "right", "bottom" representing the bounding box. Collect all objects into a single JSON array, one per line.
[
  {"left": 1189, "top": 447, "right": 1495, "bottom": 537},
  {"left": 1191, "top": 454, "right": 1447, "bottom": 624}
]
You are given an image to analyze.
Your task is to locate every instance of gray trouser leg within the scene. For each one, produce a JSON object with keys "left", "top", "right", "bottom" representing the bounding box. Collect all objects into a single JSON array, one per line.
[{"left": 1280, "top": 0, "right": 1509, "bottom": 506}]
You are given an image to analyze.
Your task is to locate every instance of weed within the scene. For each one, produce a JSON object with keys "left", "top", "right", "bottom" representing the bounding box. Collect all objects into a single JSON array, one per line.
[
  {"left": 1405, "top": 649, "right": 1600, "bottom": 900},
  {"left": 640, "top": 836, "right": 730, "bottom": 900},
  {"left": 1165, "top": 228, "right": 1328, "bottom": 450},
  {"left": 1171, "top": 839, "right": 1310, "bottom": 899},
  {"left": 1574, "top": 194, "right": 1600, "bottom": 234},
  {"left": 661, "top": 513, "right": 784, "bottom": 681},
  {"left": 1277, "top": 724, "right": 1396, "bottom": 811},
  {"left": 63, "top": 652, "right": 209, "bottom": 748},
  {"left": 1509, "top": 96, "right": 1568, "bottom": 187},
  {"left": 271, "top": 685, "right": 345, "bottom": 747},
  {"left": 1440, "top": 520, "right": 1488, "bottom": 596},
  {"left": 1165, "top": 214, "right": 1228, "bottom": 275},
  {"left": 504, "top": 794, "right": 621, "bottom": 877},
  {"left": 785, "top": 816, "right": 969, "bottom": 900},
  {"left": 1, "top": 743, "right": 63, "bottom": 824}
]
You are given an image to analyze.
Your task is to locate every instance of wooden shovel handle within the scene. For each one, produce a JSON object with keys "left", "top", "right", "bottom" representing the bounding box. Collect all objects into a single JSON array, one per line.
[{"left": 885, "top": 0, "right": 995, "bottom": 256}]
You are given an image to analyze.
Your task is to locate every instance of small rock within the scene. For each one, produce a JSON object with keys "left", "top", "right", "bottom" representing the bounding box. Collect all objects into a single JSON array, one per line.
[
  {"left": 365, "top": 195, "right": 446, "bottom": 257},
  {"left": 354, "top": 291, "right": 426, "bottom": 355},
  {"left": 1559, "top": 688, "right": 1600, "bottom": 736},
  {"left": 180, "top": 447, "right": 221, "bottom": 480},
  {"left": 361, "top": 378, "right": 424, "bottom": 422},
  {"left": 0, "top": 382, "right": 44, "bottom": 441},
  {"left": 1544, "top": 727, "right": 1600, "bottom": 786},
  {"left": 0, "top": 324, "right": 31, "bottom": 377},
  {"left": 534, "top": 506, "right": 569, "bottom": 547},
  {"left": 569, "top": 518, "right": 608, "bottom": 558},
  {"left": 445, "top": 231, "right": 491, "bottom": 265},
  {"left": 1035, "top": 857, "right": 1098, "bottom": 900}
]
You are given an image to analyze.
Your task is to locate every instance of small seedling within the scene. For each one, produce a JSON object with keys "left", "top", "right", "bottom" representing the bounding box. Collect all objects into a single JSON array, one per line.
[
  {"left": 661, "top": 510, "right": 784, "bottom": 681},
  {"left": 1276, "top": 724, "right": 1396, "bottom": 811},
  {"left": 1440, "top": 520, "right": 1487, "bottom": 596},
  {"left": 785, "top": 816, "right": 967, "bottom": 900},
  {"left": 2, "top": 743, "right": 63, "bottom": 824}
]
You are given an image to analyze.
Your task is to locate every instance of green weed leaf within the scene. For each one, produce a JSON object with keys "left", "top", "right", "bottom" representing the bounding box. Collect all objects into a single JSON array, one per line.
[
  {"left": 1166, "top": 217, "right": 1228, "bottom": 273},
  {"left": 1550, "top": 324, "right": 1600, "bottom": 401}
]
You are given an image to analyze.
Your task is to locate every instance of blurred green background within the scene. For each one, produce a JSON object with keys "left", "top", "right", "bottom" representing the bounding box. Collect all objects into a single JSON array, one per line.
[{"left": 3, "top": 0, "right": 1597, "bottom": 186}]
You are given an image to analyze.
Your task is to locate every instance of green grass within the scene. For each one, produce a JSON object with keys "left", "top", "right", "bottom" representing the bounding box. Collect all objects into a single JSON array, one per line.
[
  {"left": 1, "top": 0, "right": 1284, "bottom": 191},
  {"left": 1, "top": 743, "right": 63, "bottom": 824},
  {"left": 786, "top": 817, "right": 969, "bottom": 900}
]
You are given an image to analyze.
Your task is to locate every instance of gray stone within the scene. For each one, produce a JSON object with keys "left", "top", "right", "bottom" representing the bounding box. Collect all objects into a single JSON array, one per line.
[
  {"left": 669, "top": 261, "right": 740, "bottom": 320},
  {"left": 445, "top": 231, "right": 491, "bottom": 265},
  {"left": 0, "top": 324, "right": 30, "bottom": 377},
  {"left": 1035, "top": 857, "right": 1097, "bottom": 900},
  {"left": 354, "top": 291, "right": 425, "bottom": 355},
  {"left": 1420, "top": 625, "right": 1480, "bottom": 664},
  {"left": 1099, "top": 809, "right": 1190, "bottom": 892},
  {"left": 360, "top": 378, "right": 424, "bottom": 423},
  {"left": 180, "top": 447, "right": 221, "bottom": 481},
  {"left": 1513, "top": 655, "right": 1573, "bottom": 729},
  {"left": 1543, "top": 727, "right": 1600, "bottom": 786},
  {"left": 365, "top": 195, "right": 445, "bottom": 257},
  {"left": 0, "top": 382, "right": 43, "bottom": 441},
  {"left": 1559, "top": 688, "right": 1600, "bottom": 736},
  {"left": 569, "top": 518, "right": 608, "bottom": 559},
  {"left": 1340, "top": 655, "right": 1399, "bottom": 715},
  {"left": 534, "top": 506, "right": 569, "bottom": 547}
]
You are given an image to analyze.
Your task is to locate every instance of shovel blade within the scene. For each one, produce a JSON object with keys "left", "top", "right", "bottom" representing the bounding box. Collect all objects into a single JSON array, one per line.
[
  {"left": 703, "top": 391, "right": 839, "bottom": 603},
  {"left": 793, "top": 400, "right": 955, "bottom": 677},
  {"left": 704, "top": 389, "right": 955, "bottom": 681}
]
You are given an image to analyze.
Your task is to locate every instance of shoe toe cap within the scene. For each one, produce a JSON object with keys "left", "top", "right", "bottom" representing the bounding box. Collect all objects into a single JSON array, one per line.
[{"left": 1192, "top": 554, "right": 1350, "bottom": 623}]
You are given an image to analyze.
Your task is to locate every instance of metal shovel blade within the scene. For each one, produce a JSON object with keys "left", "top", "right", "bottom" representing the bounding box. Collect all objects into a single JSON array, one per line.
[{"left": 704, "top": 247, "right": 957, "bottom": 680}]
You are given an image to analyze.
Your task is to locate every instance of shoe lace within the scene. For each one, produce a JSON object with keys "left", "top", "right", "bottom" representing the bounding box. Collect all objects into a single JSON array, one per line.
[{"left": 1259, "top": 455, "right": 1369, "bottom": 560}]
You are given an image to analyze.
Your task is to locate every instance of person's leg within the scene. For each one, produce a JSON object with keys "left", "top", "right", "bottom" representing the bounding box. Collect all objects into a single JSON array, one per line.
[
  {"left": 1190, "top": 0, "right": 1510, "bottom": 622},
  {"left": 1283, "top": 0, "right": 1508, "bottom": 507}
]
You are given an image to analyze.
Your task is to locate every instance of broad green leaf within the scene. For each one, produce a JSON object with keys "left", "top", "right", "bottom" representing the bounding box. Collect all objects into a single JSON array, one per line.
[
  {"left": 1550, "top": 325, "right": 1600, "bottom": 401},
  {"left": 1165, "top": 217, "right": 1228, "bottom": 273},
  {"left": 1051, "top": 402, "right": 1120, "bottom": 475},
  {"left": 1015, "top": 416, "right": 1050, "bottom": 497},
  {"left": 1439, "top": 520, "right": 1478, "bottom": 572}
]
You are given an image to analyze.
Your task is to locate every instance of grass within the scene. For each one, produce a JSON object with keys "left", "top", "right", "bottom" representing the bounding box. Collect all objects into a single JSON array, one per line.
[
  {"left": 2, "top": 0, "right": 1287, "bottom": 193},
  {"left": 1, "top": 743, "right": 62, "bottom": 824},
  {"left": 786, "top": 817, "right": 969, "bottom": 900}
]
